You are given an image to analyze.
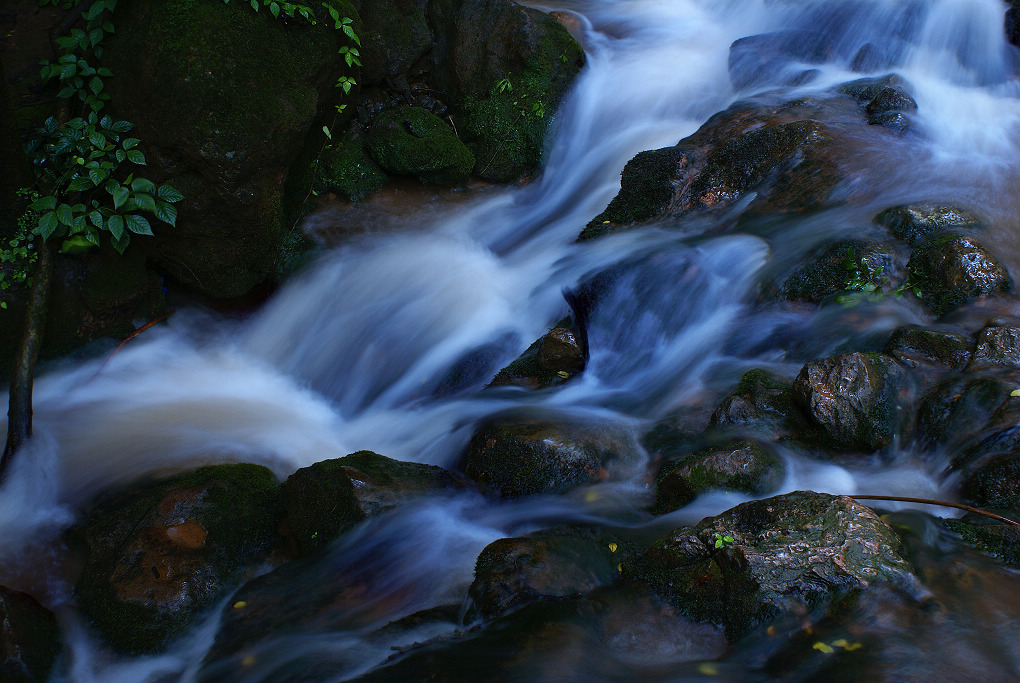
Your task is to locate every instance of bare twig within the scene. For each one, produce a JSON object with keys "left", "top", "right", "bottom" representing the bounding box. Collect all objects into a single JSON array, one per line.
[
  {"left": 89, "top": 308, "right": 176, "bottom": 380},
  {"left": 851, "top": 494, "right": 1020, "bottom": 529}
]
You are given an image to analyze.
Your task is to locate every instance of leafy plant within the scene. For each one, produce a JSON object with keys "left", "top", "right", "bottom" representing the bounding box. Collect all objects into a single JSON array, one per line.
[
  {"left": 835, "top": 247, "right": 921, "bottom": 306},
  {"left": 714, "top": 533, "right": 735, "bottom": 549}
]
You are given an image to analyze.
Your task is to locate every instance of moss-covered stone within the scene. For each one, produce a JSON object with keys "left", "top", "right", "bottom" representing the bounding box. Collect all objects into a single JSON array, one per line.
[
  {"left": 707, "top": 369, "right": 812, "bottom": 440},
  {"left": 103, "top": 0, "right": 355, "bottom": 297},
  {"left": 883, "top": 324, "right": 971, "bottom": 370},
  {"left": 943, "top": 513, "right": 1020, "bottom": 566},
  {"left": 653, "top": 440, "right": 785, "bottom": 513},
  {"left": 366, "top": 106, "right": 474, "bottom": 185},
  {"left": 907, "top": 233, "right": 1013, "bottom": 317},
  {"left": 626, "top": 491, "right": 920, "bottom": 640},
  {"left": 917, "top": 376, "right": 1014, "bottom": 448},
  {"left": 489, "top": 323, "right": 584, "bottom": 390},
  {"left": 74, "top": 464, "right": 284, "bottom": 653},
  {"left": 875, "top": 203, "right": 982, "bottom": 246},
  {"left": 0, "top": 587, "right": 62, "bottom": 682},
  {"left": 961, "top": 454, "right": 1020, "bottom": 510},
  {"left": 314, "top": 131, "right": 388, "bottom": 201},
  {"left": 777, "top": 239, "right": 905, "bottom": 304}
]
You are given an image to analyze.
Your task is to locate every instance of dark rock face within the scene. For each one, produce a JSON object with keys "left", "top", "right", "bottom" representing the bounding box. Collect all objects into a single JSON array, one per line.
[
  {"left": 313, "top": 128, "right": 388, "bottom": 201},
  {"left": 907, "top": 234, "right": 1013, "bottom": 317},
  {"left": 875, "top": 203, "right": 982, "bottom": 246},
  {"left": 580, "top": 101, "right": 841, "bottom": 241},
  {"left": 103, "top": 0, "right": 351, "bottom": 297},
  {"left": 961, "top": 454, "right": 1020, "bottom": 509},
  {"left": 777, "top": 239, "right": 905, "bottom": 304},
  {"left": 489, "top": 325, "right": 585, "bottom": 390},
  {"left": 883, "top": 324, "right": 971, "bottom": 371},
  {"left": 0, "top": 587, "right": 62, "bottom": 682},
  {"left": 74, "top": 464, "right": 283, "bottom": 653},
  {"left": 467, "top": 527, "right": 626, "bottom": 621},
  {"left": 366, "top": 106, "right": 475, "bottom": 186},
  {"left": 728, "top": 31, "right": 834, "bottom": 92},
  {"left": 835, "top": 74, "right": 916, "bottom": 129},
  {"left": 286, "top": 451, "right": 471, "bottom": 556},
  {"left": 917, "top": 376, "right": 1014, "bottom": 448},
  {"left": 627, "top": 491, "right": 921, "bottom": 639},
  {"left": 653, "top": 440, "right": 785, "bottom": 513},
  {"left": 464, "top": 414, "right": 637, "bottom": 497},
  {"left": 966, "top": 323, "right": 1020, "bottom": 371},
  {"left": 793, "top": 352, "right": 910, "bottom": 451}
]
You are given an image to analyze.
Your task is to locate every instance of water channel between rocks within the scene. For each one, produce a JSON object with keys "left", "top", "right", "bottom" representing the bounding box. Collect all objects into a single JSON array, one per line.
[{"left": 4, "top": 0, "right": 1020, "bottom": 680}]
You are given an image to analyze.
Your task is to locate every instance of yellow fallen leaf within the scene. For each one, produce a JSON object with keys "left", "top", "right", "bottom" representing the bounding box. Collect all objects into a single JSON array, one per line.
[
  {"left": 617, "top": 563, "right": 623, "bottom": 572},
  {"left": 557, "top": 370, "right": 570, "bottom": 378},
  {"left": 1011, "top": 389, "right": 1020, "bottom": 397},
  {"left": 233, "top": 601, "right": 247, "bottom": 609},
  {"left": 608, "top": 542, "right": 618, "bottom": 553},
  {"left": 697, "top": 663, "right": 718, "bottom": 675},
  {"left": 813, "top": 642, "right": 835, "bottom": 654}
]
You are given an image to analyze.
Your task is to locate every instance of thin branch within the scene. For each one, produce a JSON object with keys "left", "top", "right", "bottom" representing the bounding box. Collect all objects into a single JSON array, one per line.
[
  {"left": 89, "top": 308, "right": 176, "bottom": 380},
  {"left": 851, "top": 494, "right": 1020, "bottom": 529}
]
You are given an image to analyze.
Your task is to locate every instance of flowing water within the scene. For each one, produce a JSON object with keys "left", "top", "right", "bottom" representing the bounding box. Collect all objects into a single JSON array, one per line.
[{"left": 4, "top": 0, "right": 1020, "bottom": 680}]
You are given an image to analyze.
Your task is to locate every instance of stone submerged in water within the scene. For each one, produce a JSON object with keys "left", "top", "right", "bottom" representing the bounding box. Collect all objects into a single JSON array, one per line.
[
  {"left": 708, "top": 368, "right": 809, "bottom": 439},
  {"left": 488, "top": 325, "right": 585, "bottom": 390},
  {"left": 464, "top": 412, "right": 638, "bottom": 497},
  {"left": 792, "top": 352, "right": 911, "bottom": 452},
  {"left": 875, "top": 203, "right": 982, "bottom": 246},
  {"left": 775, "top": 238, "right": 906, "bottom": 304},
  {"left": 652, "top": 440, "right": 785, "bottom": 513},
  {"left": 961, "top": 454, "right": 1020, "bottom": 510},
  {"left": 0, "top": 587, "right": 62, "bottom": 683},
  {"left": 285, "top": 451, "right": 473, "bottom": 556},
  {"left": 626, "top": 491, "right": 923, "bottom": 639},
  {"left": 73, "top": 464, "right": 284, "bottom": 653}
]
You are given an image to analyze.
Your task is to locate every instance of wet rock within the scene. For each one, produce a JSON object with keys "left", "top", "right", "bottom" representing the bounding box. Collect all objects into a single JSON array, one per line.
[
  {"left": 966, "top": 323, "right": 1020, "bottom": 371},
  {"left": 489, "top": 324, "right": 585, "bottom": 390},
  {"left": 708, "top": 369, "right": 809, "bottom": 439},
  {"left": 467, "top": 527, "right": 629, "bottom": 621},
  {"left": 961, "top": 454, "right": 1020, "bottom": 510},
  {"left": 875, "top": 203, "right": 982, "bottom": 246},
  {"left": 835, "top": 74, "right": 916, "bottom": 129},
  {"left": 286, "top": 451, "right": 471, "bottom": 556},
  {"left": 0, "top": 587, "right": 61, "bottom": 682},
  {"left": 580, "top": 102, "right": 840, "bottom": 241},
  {"left": 464, "top": 413, "right": 638, "bottom": 497},
  {"left": 777, "top": 239, "right": 905, "bottom": 304},
  {"left": 626, "top": 491, "right": 922, "bottom": 639},
  {"left": 883, "top": 324, "right": 971, "bottom": 371},
  {"left": 653, "top": 440, "right": 785, "bottom": 514},
  {"left": 366, "top": 106, "right": 475, "bottom": 186},
  {"left": 943, "top": 513, "right": 1020, "bottom": 566},
  {"left": 907, "top": 234, "right": 1013, "bottom": 317},
  {"left": 792, "top": 352, "right": 911, "bottom": 451},
  {"left": 916, "top": 376, "right": 1015, "bottom": 449},
  {"left": 74, "top": 464, "right": 283, "bottom": 653},
  {"left": 313, "top": 126, "right": 388, "bottom": 201},
  {"left": 1007, "top": 7, "right": 1020, "bottom": 49},
  {"left": 728, "top": 31, "right": 834, "bottom": 92},
  {"left": 863, "top": 87, "right": 917, "bottom": 126}
]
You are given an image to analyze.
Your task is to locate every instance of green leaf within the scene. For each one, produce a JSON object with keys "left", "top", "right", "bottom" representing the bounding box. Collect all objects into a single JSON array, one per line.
[
  {"left": 30, "top": 196, "right": 57, "bottom": 212},
  {"left": 106, "top": 214, "right": 124, "bottom": 240},
  {"left": 135, "top": 193, "right": 156, "bottom": 212},
  {"left": 270, "top": 2, "right": 280, "bottom": 17},
  {"left": 109, "top": 120, "right": 132, "bottom": 132},
  {"left": 115, "top": 148, "right": 126, "bottom": 162},
  {"left": 89, "top": 75, "right": 104, "bottom": 96},
  {"left": 124, "top": 213, "right": 153, "bottom": 235},
  {"left": 112, "top": 231, "right": 130, "bottom": 254},
  {"left": 56, "top": 203, "right": 73, "bottom": 227},
  {"left": 157, "top": 185, "right": 184, "bottom": 202},
  {"left": 61, "top": 235, "right": 96, "bottom": 255},
  {"left": 88, "top": 168, "right": 109, "bottom": 186},
  {"left": 154, "top": 201, "right": 177, "bottom": 226},
  {"left": 38, "top": 211, "right": 59, "bottom": 240},
  {"left": 130, "top": 177, "right": 156, "bottom": 193},
  {"left": 88, "top": 210, "right": 103, "bottom": 227},
  {"left": 112, "top": 185, "right": 129, "bottom": 209},
  {"left": 121, "top": 137, "right": 140, "bottom": 150},
  {"left": 126, "top": 149, "right": 146, "bottom": 165},
  {"left": 89, "top": 130, "right": 106, "bottom": 148}
]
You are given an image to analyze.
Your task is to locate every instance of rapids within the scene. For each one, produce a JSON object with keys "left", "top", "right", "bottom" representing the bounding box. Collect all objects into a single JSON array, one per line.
[{"left": 3, "top": 0, "right": 1020, "bottom": 679}]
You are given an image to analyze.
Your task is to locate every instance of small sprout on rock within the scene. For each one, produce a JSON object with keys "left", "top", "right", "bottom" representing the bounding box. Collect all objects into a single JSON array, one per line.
[{"left": 714, "top": 533, "right": 734, "bottom": 549}]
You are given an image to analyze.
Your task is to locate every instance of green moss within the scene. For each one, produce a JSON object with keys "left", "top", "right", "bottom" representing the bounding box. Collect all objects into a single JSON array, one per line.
[
  {"left": 461, "top": 15, "right": 583, "bottom": 182},
  {"left": 284, "top": 458, "right": 365, "bottom": 557},
  {"left": 943, "top": 515, "right": 1020, "bottom": 566},
  {"left": 315, "top": 134, "right": 388, "bottom": 201},
  {"left": 366, "top": 106, "right": 474, "bottom": 186}
]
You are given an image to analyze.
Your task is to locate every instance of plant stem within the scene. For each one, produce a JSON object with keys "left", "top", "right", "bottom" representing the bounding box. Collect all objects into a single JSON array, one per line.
[
  {"left": 851, "top": 494, "right": 1020, "bottom": 528},
  {"left": 1, "top": 238, "right": 53, "bottom": 482}
]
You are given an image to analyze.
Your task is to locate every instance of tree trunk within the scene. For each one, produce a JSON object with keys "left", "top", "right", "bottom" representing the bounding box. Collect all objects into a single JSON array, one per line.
[{"left": 1, "top": 238, "right": 52, "bottom": 482}]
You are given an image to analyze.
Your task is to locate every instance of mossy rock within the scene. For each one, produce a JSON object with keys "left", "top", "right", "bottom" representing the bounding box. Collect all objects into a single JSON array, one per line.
[
  {"left": 708, "top": 368, "right": 812, "bottom": 440},
  {"left": 652, "top": 440, "right": 785, "bottom": 513},
  {"left": 777, "top": 239, "right": 905, "bottom": 304},
  {"left": 74, "top": 464, "right": 284, "bottom": 653},
  {"left": 966, "top": 323, "right": 1020, "bottom": 372},
  {"left": 314, "top": 131, "right": 388, "bottom": 201},
  {"left": 103, "top": 0, "right": 355, "bottom": 297},
  {"left": 907, "top": 233, "right": 1013, "bottom": 317},
  {"left": 917, "top": 376, "right": 1015, "bottom": 449},
  {"left": 366, "top": 106, "right": 474, "bottom": 186},
  {"left": 961, "top": 454, "right": 1020, "bottom": 509},
  {"left": 626, "top": 491, "right": 921, "bottom": 640},
  {"left": 467, "top": 527, "right": 631, "bottom": 622},
  {"left": 285, "top": 451, "right": 471, "bottom": 556},
  {"left": 0, "top": 587, "right": 62, "bottom": 682},
  {"left": 943, "top": 512, "right": 1020, "bottom": 566},
  {"left": 883, "top": 324, "right": 971, "bottom": 370},
  {"left": 489, "top": 324, "right": 585, "bottom": 390}
]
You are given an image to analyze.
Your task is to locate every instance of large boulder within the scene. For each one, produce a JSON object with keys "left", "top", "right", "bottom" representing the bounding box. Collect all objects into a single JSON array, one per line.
[
  {"left": 366, "top": 106, "right": 475, "bottom": 186},
  {"left": 74, "top": 464, "right": 284, "bottom": 652},
  {"left": 464, "top": 413, "right": 639, "bottom": 497},
  {"left": 103, "top": 0, "right": 355, "bottom": 297},
  {"left": 792, "top": 352, "right": 911, "bottom": 451},
  {"left": 0, "top": 587, "right": 62, "bottom": 682},
  {"left": 906, "top": 234, "right": 1013, "bottom": 317},
  {"left": 626, "top": 491, "right": 923, "bottom": 639},
  {"left": 580, "top": 100, "right": 841, "bottom": 241},
  {"left": 285, "top": 451, "right": 471, "bottom": 556}
]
